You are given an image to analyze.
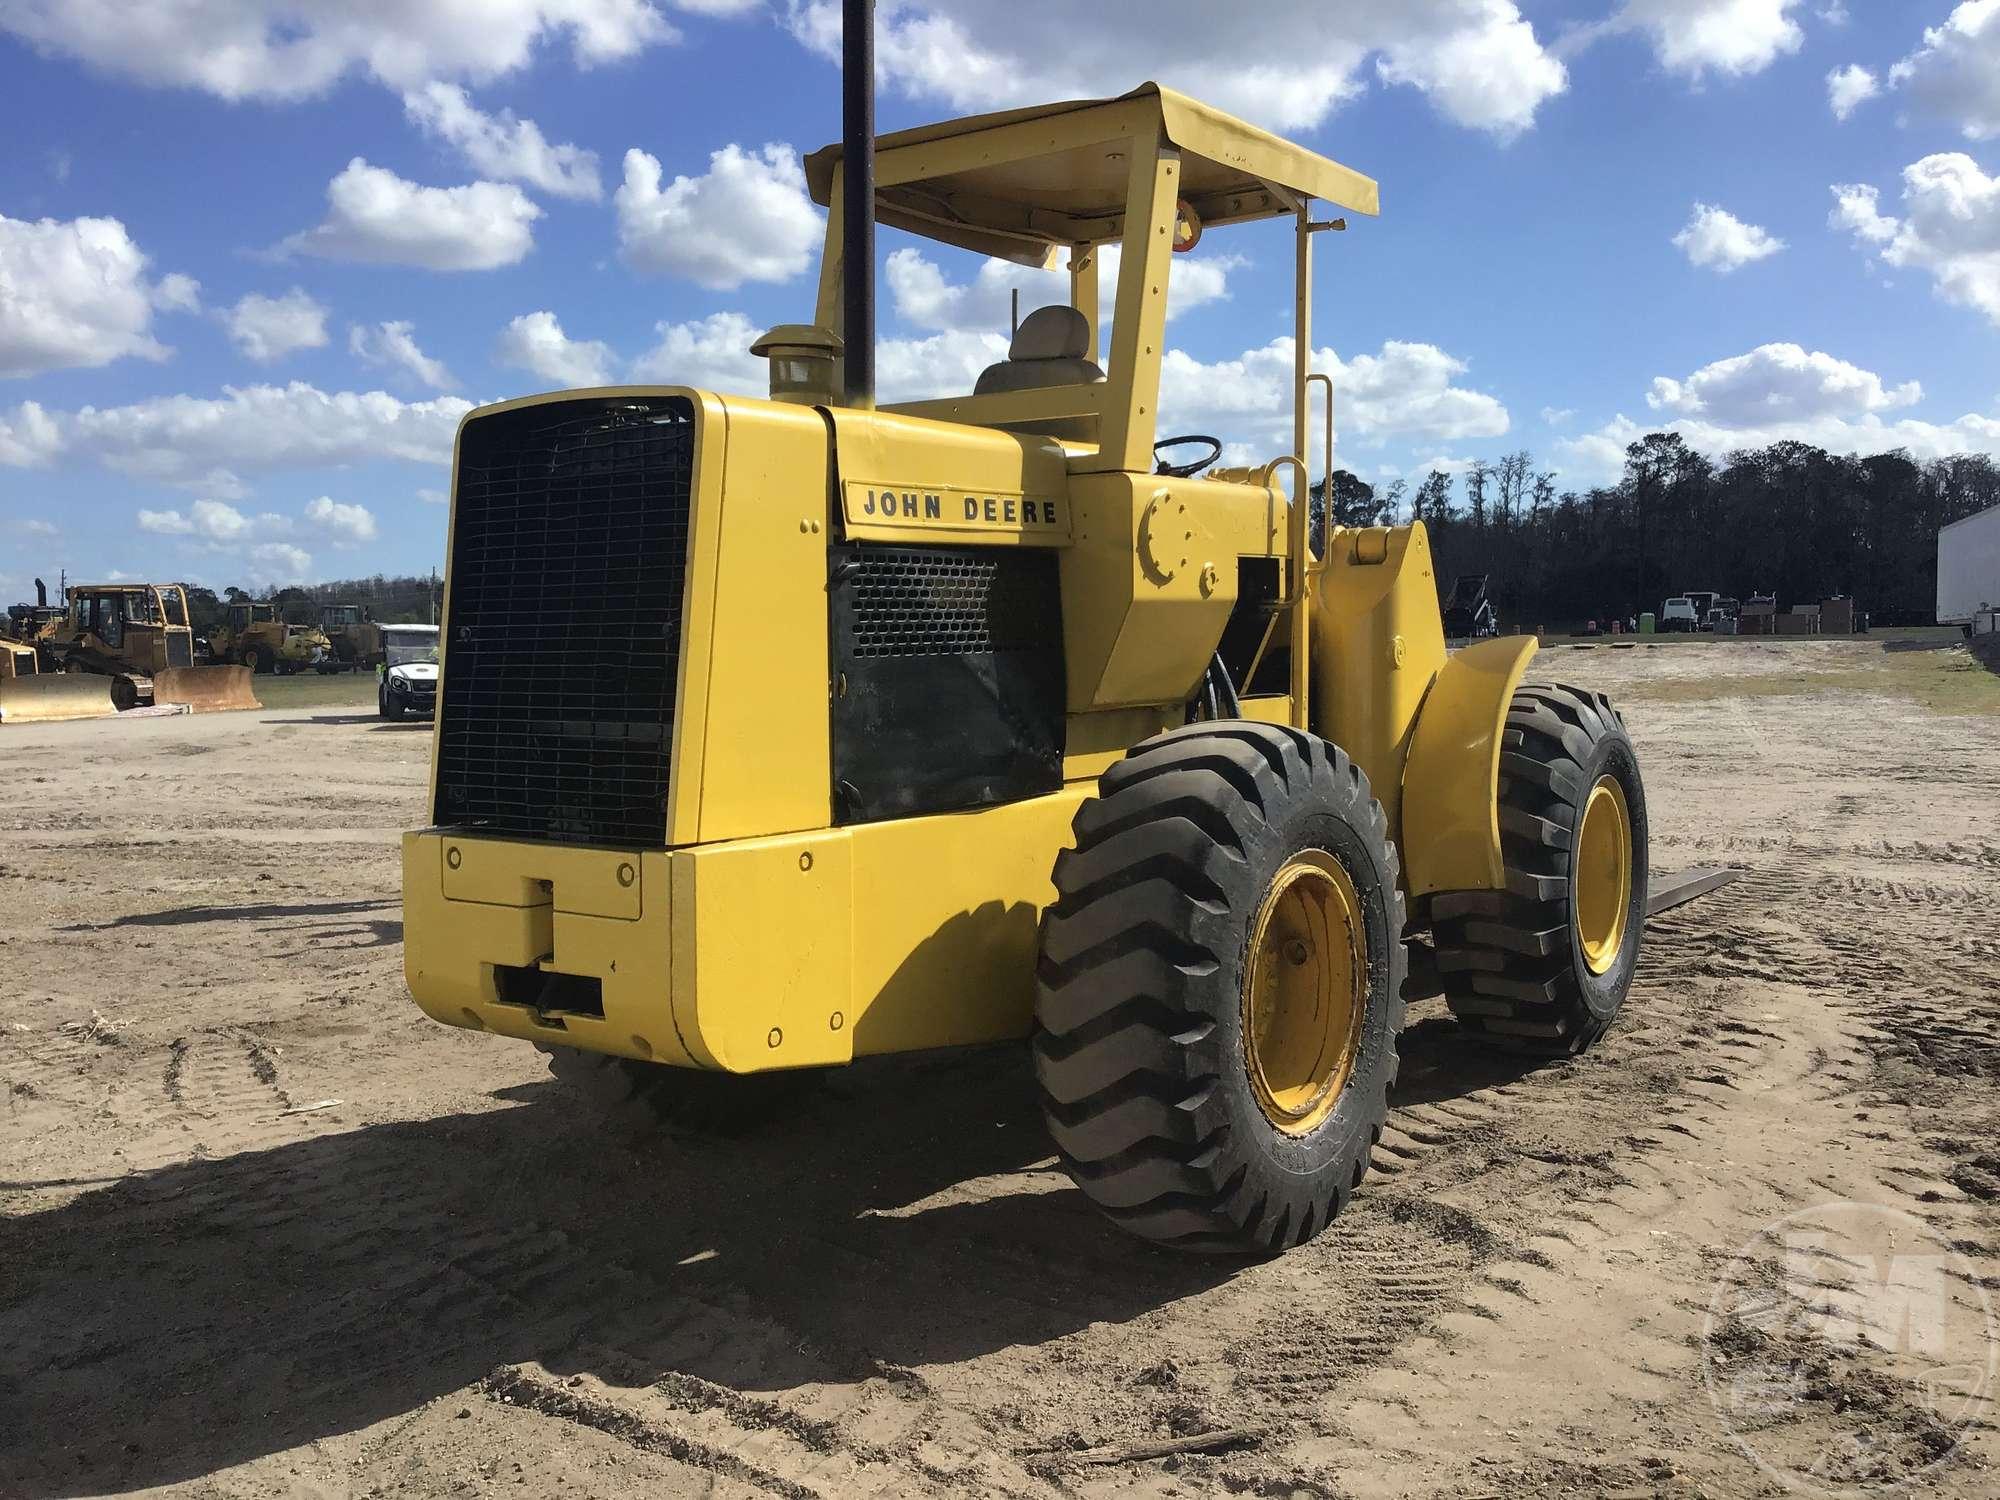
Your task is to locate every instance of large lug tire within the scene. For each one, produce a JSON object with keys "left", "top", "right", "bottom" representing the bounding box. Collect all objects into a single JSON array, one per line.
[
  {"left": 1033, "top": 722, "right": 1407, "bottom": 1256},
  {"left": 1434, "top": 683, "right": 1649, "bottom": 1056},
  {"left": 536, "top": 1043, "right": 819, "bottom": 1137},
  {"left": 240, "top": 647, "right": 264, "bottom": 675}
]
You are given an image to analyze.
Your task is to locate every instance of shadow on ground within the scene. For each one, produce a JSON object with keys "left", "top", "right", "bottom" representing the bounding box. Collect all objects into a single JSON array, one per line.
[
  {"left": 0, "top": 1016, "right": 1537, "bottom": 1496},
  {"left": 60, "top": 898, "right": 397, "bottom": 932}
]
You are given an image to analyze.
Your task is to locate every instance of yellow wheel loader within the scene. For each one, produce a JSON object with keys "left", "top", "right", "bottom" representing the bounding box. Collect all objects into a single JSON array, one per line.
[
  {"left": 402, "top": 30, "right": 1649, "bottom": 1255},
  {"left": 210, "top": 602, "right": 333, "bottom": 676},
  {"left": 319, "top": 603, "right": 384, "bottom": 672},
  {"left": 39, "top": 584, "right": 259, "bottom": 716}
]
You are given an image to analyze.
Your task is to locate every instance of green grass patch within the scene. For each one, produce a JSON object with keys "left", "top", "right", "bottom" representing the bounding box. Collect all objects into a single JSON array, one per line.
[
  {"left": 1619, "top": 646, "right": 2000, "bottom": 716},
  {"left": 247, "top": 669, "right": 377, "bottom": 710}
]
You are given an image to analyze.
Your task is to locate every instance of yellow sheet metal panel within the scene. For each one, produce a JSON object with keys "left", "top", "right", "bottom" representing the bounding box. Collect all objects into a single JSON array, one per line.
[
  {"left": 403, "top": 832, "right": 693, "bottom": 1065},
  {"left": 840, "top": 481, "right": 1072, "bottom": 546},
  {"left": 1310, "top": 523, "right": 1448, "bottom": 846},
  {"left": 828, "top": 406, "right": 1071, "bottom": 536},
  {"left": 1237, "top": 695, "right": 1294, "bottom": 726},
  {"left": 803, "top": 84, "right": 1378, "bottom": 229},
  {"left": 670, "top": 829, "right": 854, "bottom": 1072},
  {"left": 439, "top": 834, "right": 643, "bottom": 920},
  {"left": 1063, "top": 472, "right": 1272, "bottom": 712},
  {"left": 845, "top": 790, "right": 1090, "bottom": 1056},
  {"left": 1402, "top": 636, "right": 1538, "bottom": 898},
  {"left": 686, "top": 397, "right": 834, "bottom": 844},
  {"left": 1062, "top": 705, "right": 1179, "bottom": 781}
]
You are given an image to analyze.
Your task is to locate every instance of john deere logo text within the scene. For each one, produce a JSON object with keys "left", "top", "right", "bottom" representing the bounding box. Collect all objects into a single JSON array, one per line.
[{"left": 845, "top": 483, "right": 1067, "bottom": 535}]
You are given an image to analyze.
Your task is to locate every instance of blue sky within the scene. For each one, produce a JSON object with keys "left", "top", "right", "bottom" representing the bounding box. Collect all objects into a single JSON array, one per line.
[{"left": 2, "top": 1, "right": 1997, "bottom": 603}]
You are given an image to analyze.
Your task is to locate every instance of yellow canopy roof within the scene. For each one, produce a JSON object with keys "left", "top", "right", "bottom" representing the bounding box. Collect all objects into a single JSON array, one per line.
[{"left": 804, "top": 82, "right": 1378, "bottom": 266}]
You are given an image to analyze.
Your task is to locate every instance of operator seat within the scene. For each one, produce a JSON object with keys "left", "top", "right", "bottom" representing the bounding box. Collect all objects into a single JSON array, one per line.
[{"left": 973, "top": 305, "right": 1105, "bottom": 395}]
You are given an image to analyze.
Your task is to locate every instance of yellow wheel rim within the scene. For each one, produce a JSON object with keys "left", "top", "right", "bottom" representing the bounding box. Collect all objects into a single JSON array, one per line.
[
  {"left": 1243, "top": 850, "right": 1368, "bottom": 1136},
  {"left": 1575, "top": 775, "right": 1633, "bottom": 975}
]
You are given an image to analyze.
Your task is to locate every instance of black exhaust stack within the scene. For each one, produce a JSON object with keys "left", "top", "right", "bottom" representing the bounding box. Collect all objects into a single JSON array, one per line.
[
  {"left": 842, "top": 0, "right": 874, "bottom": 409},
  {"left": 34, "top": 578, "right": 46, "bottom": 607}
]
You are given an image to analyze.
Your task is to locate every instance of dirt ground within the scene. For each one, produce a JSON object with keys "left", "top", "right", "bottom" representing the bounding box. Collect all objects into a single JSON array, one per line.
[{"left": 3, "top": 638, "right": 1995, "bottom": 1499}]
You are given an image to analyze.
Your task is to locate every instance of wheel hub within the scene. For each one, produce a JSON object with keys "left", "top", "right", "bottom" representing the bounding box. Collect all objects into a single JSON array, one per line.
[
  {"left": 1243, "top": 850, "right": 1367, "bottom": 1136},
  {"left": 1575, "top": 774, "right": 1633, "bottom": 975}
]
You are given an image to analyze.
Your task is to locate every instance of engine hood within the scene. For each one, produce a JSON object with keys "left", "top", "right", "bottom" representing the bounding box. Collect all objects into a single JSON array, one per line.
[{"left": 388, "top": 662, "right": 439, "bottom": 684}]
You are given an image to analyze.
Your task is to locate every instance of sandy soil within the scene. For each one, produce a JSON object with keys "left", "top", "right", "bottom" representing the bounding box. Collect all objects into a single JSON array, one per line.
[{"left": 2, "top": 640, "right": 1995, "bottom": 1499}]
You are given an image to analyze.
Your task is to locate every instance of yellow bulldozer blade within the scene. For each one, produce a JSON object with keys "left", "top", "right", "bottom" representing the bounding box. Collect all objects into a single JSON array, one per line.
[
  {"left": 0, "top": 674, "right": 119, "bottom": 725},
  {"left": 153, "top": 665, "right": 261, "bottom": 714}
]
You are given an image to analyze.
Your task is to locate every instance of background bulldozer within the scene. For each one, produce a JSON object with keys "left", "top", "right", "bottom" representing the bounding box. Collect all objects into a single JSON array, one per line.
[
  {"left": 36, "top": 583, "right": 258, "bottom": 716},
  {"left": 209, "top": 602, "right": 332, "bottom": 675},
  {"left": 403, "top": 27, "right": 1652, "bottom": 1257},
  {"left": 0, "top": 636, "right": 112, "bottom": 724}
]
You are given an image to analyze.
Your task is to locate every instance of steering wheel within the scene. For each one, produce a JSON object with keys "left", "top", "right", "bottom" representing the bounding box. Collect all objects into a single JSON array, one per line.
[{"left": 1153, "top": 434, "right": 1222, "bottom": 479}]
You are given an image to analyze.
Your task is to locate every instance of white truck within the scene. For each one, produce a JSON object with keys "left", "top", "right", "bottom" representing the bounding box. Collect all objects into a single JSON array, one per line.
[{"left": 1939, "top": 503, "right": 2000, "bottom": 635}]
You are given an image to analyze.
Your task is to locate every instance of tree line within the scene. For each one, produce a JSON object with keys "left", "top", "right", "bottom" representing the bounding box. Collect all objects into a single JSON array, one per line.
[{"left": 1319, "top": 433, "right": 1999, "bottom": 629}]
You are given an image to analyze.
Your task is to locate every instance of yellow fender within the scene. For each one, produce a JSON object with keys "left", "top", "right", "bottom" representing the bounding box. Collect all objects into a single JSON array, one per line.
[{"left": 1401, "top": 635, "right": 1538, "bottom": 897}]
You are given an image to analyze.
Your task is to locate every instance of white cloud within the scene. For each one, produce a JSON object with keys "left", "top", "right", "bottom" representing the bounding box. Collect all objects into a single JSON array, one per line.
[
  {"left": 135, "top": 494, "right": 373, "bottom": 576},
  {"left": 615, "top": 143, "right": 820, "bottom": 289},
  {"left": 246, "top": 542, "right": 313, "bottom": 585},
  {"left": 1644, "top": 343, "right": 1921, "bottom": 425},
  {"left": 497, "top": 310, "right": 615, "bottom": 386},
  {"left": 1830, "top": 155, "right": 2000, "bottom": 328},
  {"left": 137, "top": 498, "right": 271, "bottom": 544},
  {"left": 0, "top": 1, "right": 682, "bottom": 101},
  {"left": 137, "top": 508, "right": 194, "bottom": 536},
  {"left": 303, "top": 496, "right": 379, "bottom": 546},
  {"left": 153, "top": 273, "right": 202, "bottom": 313},
  {"left": 1558, "top": 344, "right": 2000, "bottom": 484},
  {"left": 878, "top": 329, "right": 1012, "bottom": 404},
  {"left": 0, "top": 401, "right": 63, "bottom": 466},
  {"left": 403, "top": 81, "right": 601, "bottom": 200},
  {"left": 1826, "top": 63, "right": 1879, "bottom": 121},
  {"left": 16, "top": 516, "right": 58, "bottom": 537},
  {"left": 1616, "top": 0, "right": 1804, "bottom": 78},
  {"left": 1157, "top": 337, "right": 1510, "bottom": 451},
  {"left": 3, "top": 383, "right": 471, "bottom": 490},
  {"left": 418, "top": 487, "right": 448, "bottom": 506},
  {"left": 885, "top": 246, "right": 1242, "bottom": 337},
  {"left": 0, "top": 213, "right": 196, "bottom": 376},
  {"left": 627, "top": 311, "right": 768, "bottom": 392},
  {"left": 1828, "top": 182, "right": 1899, "bottom": 245},
  {"left": 224, "top": 288, "right": 329, "bottom": 362},
  {"left": 1672, "top": 203, "right": 1785, "bottom": 272},
  {"left": 283, "top": 158, "right": 540, "bottom": 271},
  {"left": 349, "top": 320, "right": 455, "bottom": 390},
  {"left": 1540, "top": 406, "right": 1575, "bottom": 426},
  {"left": 786, "top": 1, "right": 1567, "bottom": 137},
  {"left": 1889, "top": 0, "right": 2000, "bottom": 141}
]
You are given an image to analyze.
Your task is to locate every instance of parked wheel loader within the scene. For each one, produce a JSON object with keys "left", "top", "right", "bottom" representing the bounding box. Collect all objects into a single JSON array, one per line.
[
  {"left": 28, "top": 583, "right": 260, "bottom": 717},
  {"left": 402, "top": 45, "right": 1650, "bottom": 1256},
  {"left": 320, "top": 604, "right": 384, "bottom": 671},
  {"left": 209, "top": 601, "right": 332, "bottom": 675}
]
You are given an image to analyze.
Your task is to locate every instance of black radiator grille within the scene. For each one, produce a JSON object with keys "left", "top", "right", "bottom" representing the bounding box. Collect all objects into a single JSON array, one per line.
[
  {"left": 434, "top": 397, "right": 694, "bottom": 846},
  {"left": 830, "top": 544, "right": 1064, "bottom": 823},
  {"left": 844, "top": 549, "right": 1063, "bottom": 659},
  {"left": 166, "top": 633, "right": 193, "bottom": 668}
]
